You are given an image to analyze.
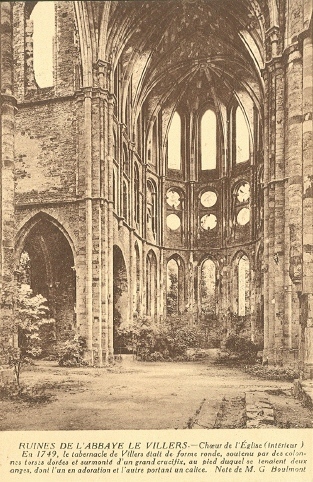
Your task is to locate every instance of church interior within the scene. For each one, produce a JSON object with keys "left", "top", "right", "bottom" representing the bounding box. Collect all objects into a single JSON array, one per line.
[{"left": 0, "top": 0, "right": 312, "bottom": 376}]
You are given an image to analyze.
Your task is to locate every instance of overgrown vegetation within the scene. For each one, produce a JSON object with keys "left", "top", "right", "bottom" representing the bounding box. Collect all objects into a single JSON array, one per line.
[
  {"left": 215, "top": 310, "right": 262, "bottom": 365},
  {"left": 116, "top": 316, "right": 204, "bottom": 361},
  {"left": 54, "top": 335, "right": 87, "bottom": 367},
  {"left": 0, "top": 381, "right": 54, "bottom": 404},
  {"left": 5, "top": 283, "right": 54, "bottom": 386},
  {"left": 224, "top": 334, "right": 259, "bottom": 362},
  {"left": 244, "top": 365, "right": 299, "bottom": 382},
  {"left": 1, "top": 252, "right": 55, "bottom": 387}
]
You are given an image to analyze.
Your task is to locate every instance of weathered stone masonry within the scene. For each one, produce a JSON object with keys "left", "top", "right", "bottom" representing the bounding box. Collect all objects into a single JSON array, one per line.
[{"left": 0, "top": 1, "right": 312, "bottom": 376}]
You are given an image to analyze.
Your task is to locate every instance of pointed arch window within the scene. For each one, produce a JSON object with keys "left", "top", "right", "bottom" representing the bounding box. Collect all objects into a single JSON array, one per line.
[
  {"left": 235, "top": 106, "right": 250, "bottom": 164},
  {"left": 146, "top": 251, "right": 157, "bottom": 317},
  {"left": 238, "top": 255, "right": 250, "bottom": 316},
  {"left": 134, "top": 164, "right": 140, "bottom": 225},
  {"left": 113, "top": 130, "right": 118, "bottom": 161},
  {"left": 30, "top": 2, "right": 55, "bottom": 87},
  {"left": 168, "top": 112, "right": 181, "bottom": 170},
  {"left": 123, "top": 144, "right": 129, "bottom": 176},
  {"left": 147, "top": 180, "right": 157, "bottom": 239},
  {"left": 200, "top": 259, "right": 216, "bottom": 316},
  {"left": 113, "top": 169, "right": 117, "bottom": 211},
  {"left": 166, "top": 256, "right": 184, "bottom": 315},
  {"left": 167, "top": 259, "right": 179, "bottom": 315},
  {"left": 135, "top": 243, "right": 141, "bottom": 313},
  {"left": 123, "top": 180, "right": 128, "bottom": 222},
  {"left": 201, "top": 109, "right": 217, "bottom": 170}
]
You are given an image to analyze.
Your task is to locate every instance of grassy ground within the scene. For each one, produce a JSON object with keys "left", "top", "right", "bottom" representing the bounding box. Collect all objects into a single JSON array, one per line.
[{"left": 0, "top": 355, "right": 311, "bottom": 431}]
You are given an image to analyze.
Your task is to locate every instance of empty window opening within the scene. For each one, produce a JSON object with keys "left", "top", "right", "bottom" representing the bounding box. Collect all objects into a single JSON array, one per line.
[
  {"left": 123, "top": 145, "right": 129, "bottom": 176},
  {"left": 135, "top": 244, "right": 141, "bottom": 313},
  {"left": 200, "top": 259, "right": 216, "bottom": 316},
  {"left": 166, "top": 189, "right": 181, "bottom": 209},
  {"left": 238, "top": 255, "right": 250, "bottom": 316},
  {"left": 167, "top": 259, "right": 179, "bottom": 315},
  {"left": 201, "top": 190, "right": 217, "bottom": 208},
  {"left": 113, "top": 246, "right": 129, "bottom": 353},
  {"left": 134, "top": 164, "right": 140, "bottom": 224},
  {"left": 200, "top": 214, "right": 217, "bottom": 231},
  {"left": 113, "top": 169, "right": 117, "bottom": 211},
  {"left": 234, "top": 181, "right": 251, "bottom": 226},
  {"left": 123, "top": 181, "right": 128, "bottom": 222},
  {"left": 168, "top": 112, "right": 181, "bottom": 170},
  {"left": 166, "top": 213, "right": 181, "bottom": 231},
  {"left": 147, "top": 180, "right": 157, "bottom": 238},
  {"left": 146, "top": 251, "right": 157, "bottom": 317},
  {"left": 30, "top": 2, "right": 55, "bottom": 88},
  {"left": 201, "top": 109, "right": 217, "bottom": 170},
  {"left": 235, "top": 106, "right": 250, "bottom": 163}
]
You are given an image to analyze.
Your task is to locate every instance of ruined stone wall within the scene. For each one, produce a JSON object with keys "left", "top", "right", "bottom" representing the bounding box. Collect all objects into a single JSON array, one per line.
[
  {"left": 1, "top": 0, "right": 311, "bottom": 374},
  {"left": 262, "top": 0, "right": 313, "bottom": 372},
  {"left": 11, "top": 1, "right": 87, "bottom": 355},
  {"left": 0, "top": 2, "right": 15, "bottom": 361},
  {"left": 15, "top": 100, "right": 77, "bottom": 203}
]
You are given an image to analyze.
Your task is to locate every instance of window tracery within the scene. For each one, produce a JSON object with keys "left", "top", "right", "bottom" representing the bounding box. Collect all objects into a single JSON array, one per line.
[
  {"left": 166, "top": 188, "right": 183, "bottom": 232},
  {"left": 233, "top": 181, "right": 251, "bottom": 227},
  {"left": 199, "top": 189, "right": 218, "bottom": 232}
]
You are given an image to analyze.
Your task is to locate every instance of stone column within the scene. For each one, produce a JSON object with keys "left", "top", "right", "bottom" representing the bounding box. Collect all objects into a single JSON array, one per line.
[
  {"left": 301, "top": 31, "right": 313, "bottom": 377},
  {"left": 285, "top": 42, "right": 304, "bottom": 368},
  {"left": 263, "top": 27, "right": 287, "bottom": 365},
  {"left": 0, "top": 2, "right": 16, "bottom": 360},
  {"left": 107, "top": 95, "right": 115, "bottom": 360}
]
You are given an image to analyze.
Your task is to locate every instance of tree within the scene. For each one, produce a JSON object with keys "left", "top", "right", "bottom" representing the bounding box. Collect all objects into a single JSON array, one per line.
[
  {"left": 166, "top": 269, "right": 178, "bottom": 315},
  {"left": 7, "top": 283, "right": 54, "bottom": 386},
  {"left": 1, "top": 252, "right": 55, "bottom": 386}
]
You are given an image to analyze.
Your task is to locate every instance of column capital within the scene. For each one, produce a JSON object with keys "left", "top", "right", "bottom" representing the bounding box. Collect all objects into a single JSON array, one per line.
[
  {"left": 265, "top": 25, "right": 283, "bottom": 60},
  {"left": 93, "top": 59, "right": 111, "bottom": 90}
]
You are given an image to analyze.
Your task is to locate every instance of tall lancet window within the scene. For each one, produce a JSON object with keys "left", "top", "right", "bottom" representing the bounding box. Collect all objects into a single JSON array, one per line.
[
  {"left": 201, "top": 109, "right": 217, "bottom": 170},
  {"left": 238, "top": 255, "right": 250, "bottom": 316},
  {"left": 235, "top": 106, "right": 250, "bottom": 164},
  {"left": 30, "top": 2, "right": 55, "bottom": 87},
  {"left": 168, "top": 112, "right": 181, "bottom": 170}
]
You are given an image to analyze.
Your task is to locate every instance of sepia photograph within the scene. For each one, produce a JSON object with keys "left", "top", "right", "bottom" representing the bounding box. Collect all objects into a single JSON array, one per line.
[{"left": 0, "top": 0, "right": 312, "bottom": 479}]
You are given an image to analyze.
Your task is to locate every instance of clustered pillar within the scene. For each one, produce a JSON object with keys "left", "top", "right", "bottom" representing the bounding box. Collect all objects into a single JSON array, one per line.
[{"left": 0, "top": 2, "right": 16, "bottom": 358}]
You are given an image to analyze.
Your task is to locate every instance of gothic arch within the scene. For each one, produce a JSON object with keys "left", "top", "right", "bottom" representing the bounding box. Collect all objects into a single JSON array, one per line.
[
  {"left": 15, "top": 212, "right": 76, "bottom": 265},
  {"left": 166, "top": 254, "right": 185, "bottom": 315},
  {"left": 15, "top": 212, "right": 76, "bottom": 343},
  {"left": 113, "top": 245, "right": 129, "bottom": 353},
  {"left": 146, "top": 249, "right": 158, "bottom": 317}
]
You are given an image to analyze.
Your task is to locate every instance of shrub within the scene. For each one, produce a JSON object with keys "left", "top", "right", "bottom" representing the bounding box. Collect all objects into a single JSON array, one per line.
[
  {"left": 146, "top": 351, "right": 165, "bottom": 362},
  {"left": 223, "top": 334, "right": 259, "bottom": 363},
  {"left": 2, "top": 283, "right": 54, "bottom": 386},
  {"left": 245, "top": 365, "right": 299, "bottom": 381},
  {"left": 122, "top": 316, "right": 203, "bottom": 362},
  {"left": 55, "top": 336, "right": 87, "bottom": 367},
  {"left": 0, "top": 381, "right": 53, "bottom": 404}
]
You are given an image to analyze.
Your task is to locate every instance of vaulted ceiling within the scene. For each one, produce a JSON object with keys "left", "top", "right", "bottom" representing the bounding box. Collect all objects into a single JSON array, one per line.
[
  {"left": 104, "top": 0, "right": 268, "bottom": 114},
  {"left": 77, "top": 1, "right": 274, "bottom": 124}
]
